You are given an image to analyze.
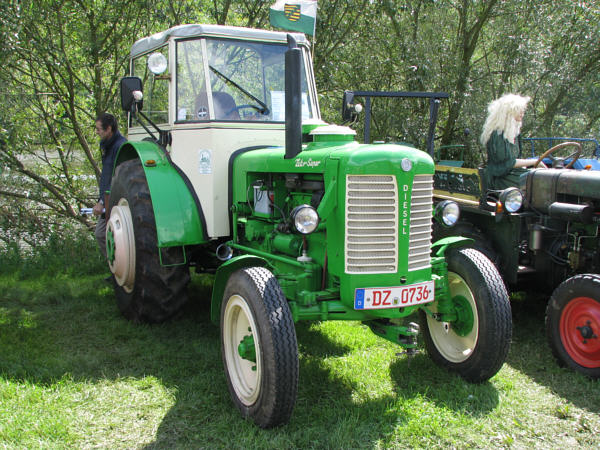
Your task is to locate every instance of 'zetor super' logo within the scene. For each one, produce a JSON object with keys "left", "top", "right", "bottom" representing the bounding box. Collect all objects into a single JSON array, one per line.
[{"left": 295, "top": 158, "right": 321, "bottom": 168}]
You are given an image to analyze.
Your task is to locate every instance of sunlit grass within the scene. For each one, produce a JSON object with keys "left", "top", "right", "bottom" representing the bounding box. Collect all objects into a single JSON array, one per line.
[{"left": 0, "top": 264, "right": 599, "bottom": 448}]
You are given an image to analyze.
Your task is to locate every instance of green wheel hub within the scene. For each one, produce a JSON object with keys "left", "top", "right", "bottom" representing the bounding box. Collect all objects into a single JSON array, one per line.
[
  {"left": 238, "top": 331, "right": 257, "bottom": 366},
  {"left": 451, "top": 295, "right": 474, "bottom": 337},
  {"left": 425, "top": 270, "right": 480, "bottom": 364},
  {"left": 106, "top": 227, "right": 116, "bottom": 264}
]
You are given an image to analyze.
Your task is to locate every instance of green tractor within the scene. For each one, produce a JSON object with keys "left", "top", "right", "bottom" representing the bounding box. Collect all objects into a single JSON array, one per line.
[{"left": 107, "top": 24, "right": 512, "bottom": 428}]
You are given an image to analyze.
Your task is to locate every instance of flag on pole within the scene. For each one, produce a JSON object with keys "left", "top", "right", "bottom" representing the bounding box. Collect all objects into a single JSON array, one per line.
[{"left": 270, "top": 1, "right": 317, "bottom": 36}]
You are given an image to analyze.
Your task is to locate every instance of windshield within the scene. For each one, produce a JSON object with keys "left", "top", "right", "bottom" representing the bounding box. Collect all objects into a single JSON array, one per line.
[{"left": 176, "top": 38, "right": 314, "bottom": 122}]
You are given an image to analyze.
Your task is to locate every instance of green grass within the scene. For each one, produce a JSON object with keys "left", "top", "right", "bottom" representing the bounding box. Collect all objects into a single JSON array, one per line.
[{"left": 0, "top": 266, "right": 599, "bottom": 448}]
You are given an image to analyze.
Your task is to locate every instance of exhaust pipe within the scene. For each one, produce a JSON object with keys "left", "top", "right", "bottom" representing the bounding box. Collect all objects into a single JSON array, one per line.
[
  {"left": 216, "top": 243, "right": 233, "bottom": 261},
  {"left": 284, "top": 34, "right": 302, "bottom": 159}
]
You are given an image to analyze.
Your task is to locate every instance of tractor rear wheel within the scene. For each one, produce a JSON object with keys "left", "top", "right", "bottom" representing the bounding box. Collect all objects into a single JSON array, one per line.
[
  {"left": 221, "top": 267, "right": 298, "bottom": 428},
  {"left": 546, "top": 274, "right": 600, "bottom": 378},
  {"left": 421, "top": 248, "right": 512, "bottom": 382},
  {"left": 107, "top": 159, "right": 189, "bottom": 323}
]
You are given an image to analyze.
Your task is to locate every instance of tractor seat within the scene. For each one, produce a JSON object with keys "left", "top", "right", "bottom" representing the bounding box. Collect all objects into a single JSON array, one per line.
[{"left": 194, "top": 91, "right": 240, "bottom": 121}]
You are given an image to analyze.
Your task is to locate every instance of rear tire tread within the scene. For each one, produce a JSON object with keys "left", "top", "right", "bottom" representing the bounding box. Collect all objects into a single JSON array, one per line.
[{"left": 110, "top": 159, "right": 190, "bottom": 323}]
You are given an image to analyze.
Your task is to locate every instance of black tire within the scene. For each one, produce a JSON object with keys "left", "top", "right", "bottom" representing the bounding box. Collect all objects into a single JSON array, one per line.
[
  {"left": 108, "top": 159, "right": 189, "bottom": 323},
  {"left": 545, "top": 274, "right": 600, "bottom": 378},
  {"left": 220, "top": 267, "right": 298, "bottom": 428},
  {"left": 434, "top": 221, "right": 499, "bottom": 267},
  {"left": 420, "top": 248, "right": 512, "bottom": 382}
]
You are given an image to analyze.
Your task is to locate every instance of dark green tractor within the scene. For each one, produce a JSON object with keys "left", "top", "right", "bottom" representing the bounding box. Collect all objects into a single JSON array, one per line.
[{"left": 434, "top": 144, "right": 600, "bottom": 379}]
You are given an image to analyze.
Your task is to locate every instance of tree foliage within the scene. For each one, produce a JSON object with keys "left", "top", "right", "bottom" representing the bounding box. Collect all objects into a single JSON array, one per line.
[{"left": 1, "top": 0, "right": 599, "bottom": 243}]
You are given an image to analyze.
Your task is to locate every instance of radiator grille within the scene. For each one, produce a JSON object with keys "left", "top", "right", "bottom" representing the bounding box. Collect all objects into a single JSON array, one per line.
[
  {"left": 408, "top": 175, "right": 433, "bottom": 271},
  {"left": 345, "top": 175, "right": 398, "bottom": 273},
  {"left": 344, "top": 174, "right": 433, "bottom": 274}
]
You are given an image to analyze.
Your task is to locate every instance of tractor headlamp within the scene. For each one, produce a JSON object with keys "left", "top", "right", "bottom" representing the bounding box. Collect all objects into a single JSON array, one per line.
[
  {"left": 291, "top": 205, "right": 319, "bottom": 234},
  {"left": 499, "top": 187, "right": 523, "bottom": 213},
  {"left": 435, "top": 200, "right": 460, "bottom": 227}
]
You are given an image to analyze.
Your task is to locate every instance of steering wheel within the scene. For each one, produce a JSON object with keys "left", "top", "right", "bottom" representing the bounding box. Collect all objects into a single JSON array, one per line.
[
  {"left": 224, "top": 104, "right": 267, "bottom": 118},
  {"left": 534, "top": 141, "right": 582, "bottom": 169}
]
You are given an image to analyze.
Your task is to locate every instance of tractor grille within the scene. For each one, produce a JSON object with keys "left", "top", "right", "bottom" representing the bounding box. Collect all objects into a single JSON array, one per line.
[
  {"left": 344, "top": 174, "right": 433, "bottom": 274},
  {"left": 345, "top": 175, "right": 398, "bottom": 273},
  {"left": 408, "top": 174, "right": 433, "bottom": 271}
]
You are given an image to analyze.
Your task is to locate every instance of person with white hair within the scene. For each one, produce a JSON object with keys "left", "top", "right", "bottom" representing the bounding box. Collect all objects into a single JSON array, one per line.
[{"left": 481, "top": 93, "right": 546, "bottom": 189}]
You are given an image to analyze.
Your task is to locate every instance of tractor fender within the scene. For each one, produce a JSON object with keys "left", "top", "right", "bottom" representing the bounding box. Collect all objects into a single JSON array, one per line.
[
  {"left": 210, "top": 255, "right": 268, "bottom": 325},
  {"left": 431, "top": 236, "right": 474, "bottom": 258},
  {"left": 114, "top": 141, "right": 208, "bottom": 248}
]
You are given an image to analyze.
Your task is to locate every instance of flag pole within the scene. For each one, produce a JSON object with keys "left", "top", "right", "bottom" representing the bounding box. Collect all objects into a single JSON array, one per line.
[{"left": 311, "top": 4, "right": 317, "bottom": 60}]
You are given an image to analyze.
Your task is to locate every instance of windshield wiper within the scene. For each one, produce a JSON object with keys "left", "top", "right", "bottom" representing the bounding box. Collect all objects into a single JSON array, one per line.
[{"left": 209, "top": 65, "right": 270, "bottom": 115}]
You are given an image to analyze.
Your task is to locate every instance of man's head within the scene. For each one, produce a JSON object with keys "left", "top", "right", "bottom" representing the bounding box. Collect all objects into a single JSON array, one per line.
[{"left": 95, "top": 113, "right": 119, "bottom": 141}]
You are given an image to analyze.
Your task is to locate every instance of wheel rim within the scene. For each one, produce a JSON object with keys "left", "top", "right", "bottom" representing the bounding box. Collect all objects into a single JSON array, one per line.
[
  {"left": 559, "top": 296, "right": 600, "bottom": 368},
  {"left": 106, "top": 199, "right": 136, "bottom": 293},
  {"left": 223, "top": 294, "right": 262, "bottom": 406},
  {"left": 427, "top": 272, "right": 479, "bottom": 363}
]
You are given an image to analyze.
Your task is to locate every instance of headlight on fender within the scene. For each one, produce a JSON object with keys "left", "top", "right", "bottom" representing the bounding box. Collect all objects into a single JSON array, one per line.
[
  {"left": 435, "top": 200, "right": 460, "bottom": 227},
  {"left": 498, "top": 187, "right": 523, "bottom": 213},
  {"left": 291, "top": 205, "right": 320, "bottom": 234}
]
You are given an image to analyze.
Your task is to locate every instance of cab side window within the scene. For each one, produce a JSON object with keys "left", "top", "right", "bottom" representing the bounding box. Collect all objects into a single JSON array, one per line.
[{"left": 133, "top": 46, "right": 169, "bottom": 124}]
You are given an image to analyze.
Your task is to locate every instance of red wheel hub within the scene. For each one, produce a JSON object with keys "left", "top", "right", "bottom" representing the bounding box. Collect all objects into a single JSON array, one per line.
[{"left": 559, "top": 296, "right": 600, "bottom": 368}]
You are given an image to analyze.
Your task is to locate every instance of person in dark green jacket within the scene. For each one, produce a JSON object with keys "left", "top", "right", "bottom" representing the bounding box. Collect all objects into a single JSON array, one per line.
[{"left": 480, "top": 94, "right": 546, "bottom": 190}]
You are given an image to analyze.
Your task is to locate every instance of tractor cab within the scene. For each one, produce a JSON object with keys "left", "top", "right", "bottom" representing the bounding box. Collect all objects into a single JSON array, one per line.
[{"left": 121, "top": 25, "right": 319, "bottom": 238}]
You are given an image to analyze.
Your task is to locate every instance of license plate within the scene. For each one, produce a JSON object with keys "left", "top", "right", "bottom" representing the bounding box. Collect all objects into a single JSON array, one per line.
[{"left": 354, "top": 280, "right": 435, "bottom": 310}]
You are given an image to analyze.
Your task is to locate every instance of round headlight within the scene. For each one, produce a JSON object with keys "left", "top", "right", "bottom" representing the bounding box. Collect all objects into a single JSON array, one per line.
[
  {"left": 500, "top": 188, "right": 523, "bottom": 213},
  {"left": 401, "top": 158, "right": 413, "bottom": 172},
  {"left": 435, "top": 200, "right": 460, "bottom": 227},
  {"left": 148, "top": 52, "right": 168, "bottom": 75},
  {"left": 291, "top": 205, "right": 319, "bottom": 234}
]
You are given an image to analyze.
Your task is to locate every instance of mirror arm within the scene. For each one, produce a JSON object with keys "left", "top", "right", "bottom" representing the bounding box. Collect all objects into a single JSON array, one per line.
[
  {"left": 130, "top": 101, "right": 172, "bottom": 148},
  {"left": 130, "top": 105, "right": 158, "bottom": 141}
]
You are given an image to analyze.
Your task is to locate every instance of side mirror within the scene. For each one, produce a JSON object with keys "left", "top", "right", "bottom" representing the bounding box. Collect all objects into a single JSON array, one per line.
[
  {"left": 120, "top": 76, "right": 143, "bottom": 112},
  {"left": 341, "top": 91, "right": 362, "bottom": 122},
  {"left": 284, "top": 34, "right": 302, "bottom": 160}
]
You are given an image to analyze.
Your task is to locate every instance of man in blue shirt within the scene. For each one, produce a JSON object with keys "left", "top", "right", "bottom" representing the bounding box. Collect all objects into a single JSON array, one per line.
[{"left": 93, "top": 113, "right": 126, "bottom": 259}]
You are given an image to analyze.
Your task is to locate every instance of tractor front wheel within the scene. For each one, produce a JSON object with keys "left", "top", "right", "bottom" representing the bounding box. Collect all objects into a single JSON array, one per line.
[
  {"left": 546, "top": 274, "right": 600, "bottom": 378},
  {"left": 221, "top": 267, "right": 298, "bottom": 428},
  {"left": 107, "top": 159, "right": 190, "bottom": 323},
  {"left": 421, "top": 248, "right": 512, "bottom": 382}
]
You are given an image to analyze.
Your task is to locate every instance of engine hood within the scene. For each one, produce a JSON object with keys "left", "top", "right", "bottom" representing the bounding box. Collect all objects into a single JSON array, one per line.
[{"left": 522, "top": 168, "right": 600, "bottom": 211}]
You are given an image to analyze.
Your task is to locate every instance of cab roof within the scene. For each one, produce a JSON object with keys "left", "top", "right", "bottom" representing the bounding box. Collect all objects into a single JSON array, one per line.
[{"left": 131, "top": 24, "right": 308, "bottom": 58}]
